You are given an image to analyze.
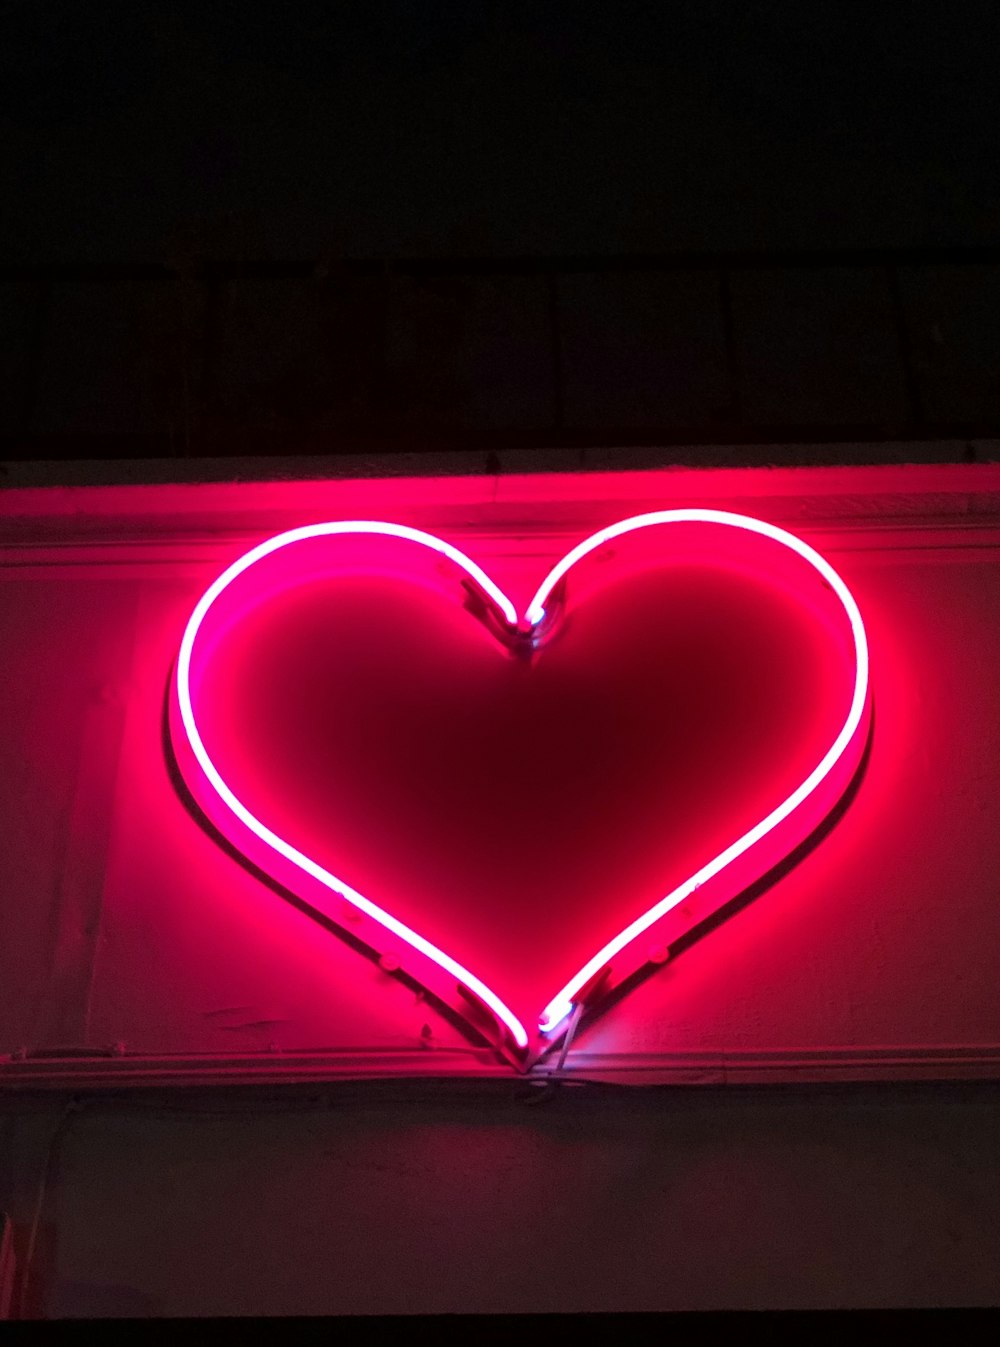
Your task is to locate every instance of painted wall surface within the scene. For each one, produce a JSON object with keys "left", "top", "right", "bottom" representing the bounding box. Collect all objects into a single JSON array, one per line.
[
  {"left": 1, "top": 462, "right": 999, "bottom": 1086},
  {"left": 4, "top": 1084, "right": 1000, "bottom": 1317},
  {"left": 3, "top": 461, "right": 1000, "bottom": 1318}
]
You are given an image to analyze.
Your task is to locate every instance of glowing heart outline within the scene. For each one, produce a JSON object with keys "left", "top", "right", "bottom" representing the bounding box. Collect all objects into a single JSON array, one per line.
[{"left": 171, "top": 510, "right": 870, "bottom": 1064}]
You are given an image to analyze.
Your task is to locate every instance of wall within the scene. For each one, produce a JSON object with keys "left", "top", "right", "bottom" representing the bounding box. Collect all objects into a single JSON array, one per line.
[
  {"left": 5, "top": 1082, "right": 1000, "bottom": 1317},
  {"left": 3, "top": 461, "right": 1000, "bottom": 1082},
  {"left": 3, "top": 459, "right": 1000, "bottom": 1314}
]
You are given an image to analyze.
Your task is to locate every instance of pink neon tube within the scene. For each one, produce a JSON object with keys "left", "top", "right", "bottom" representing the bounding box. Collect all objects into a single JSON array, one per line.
[
  {"left": 526, "top": 510, "right": 869, "bottom": 1033},
  {"left": 176, "top": 522, "right": 527, "bottom": 1049},
  {"left": 175, "top": 511, "right": 869, "bottom": 1051}
]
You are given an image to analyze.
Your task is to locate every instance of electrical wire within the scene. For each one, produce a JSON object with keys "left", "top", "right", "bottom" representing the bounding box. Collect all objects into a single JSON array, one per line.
[{"left": 550, "top": 1001, "right": 585, "bottom": 1080}]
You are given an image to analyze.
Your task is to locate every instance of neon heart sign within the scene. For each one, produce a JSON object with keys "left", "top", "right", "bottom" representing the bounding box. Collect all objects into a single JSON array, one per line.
[{"left": 170, "top": 511, "right": 871, "bottom": 1067}]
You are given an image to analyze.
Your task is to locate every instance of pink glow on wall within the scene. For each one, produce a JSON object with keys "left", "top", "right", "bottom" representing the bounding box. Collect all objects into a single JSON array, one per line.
[{"left": 171, "top": 512, "right": 870, "bottom": 1065}]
